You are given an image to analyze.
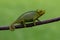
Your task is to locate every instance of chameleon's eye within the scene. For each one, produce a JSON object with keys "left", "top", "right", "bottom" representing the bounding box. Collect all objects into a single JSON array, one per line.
[
  {"left": 40, "top": 9, "right": 44, "bottom": 12},
  {"left": 40, "top": 10, "right": 45, "bottom": 13},
  {"left": 36, "top": 9, "right": 45, "bottom": 14},
  {"left": 37, "top": 10, "right": 45, "bottom": 15},
  {"left": 37, "top": 10, "right": 45, "bottom": 13},
  {"left": 40, "top": 10, "right": 43, "bottom": 13}
]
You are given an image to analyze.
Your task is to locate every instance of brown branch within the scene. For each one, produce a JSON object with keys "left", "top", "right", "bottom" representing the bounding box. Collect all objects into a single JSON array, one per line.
[{"left": 0, "top": 17, "right": 60, "bottom": 30}]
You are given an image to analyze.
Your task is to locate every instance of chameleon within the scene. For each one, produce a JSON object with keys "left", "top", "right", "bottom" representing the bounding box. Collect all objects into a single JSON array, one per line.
[{"left": 9, "top": 9, "right": 45, "bottom": 31}]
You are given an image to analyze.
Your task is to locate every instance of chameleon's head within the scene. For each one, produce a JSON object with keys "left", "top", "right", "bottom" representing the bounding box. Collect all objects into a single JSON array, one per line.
[{"left": 36, "top": 9, "right": 45, "bottom": 16}]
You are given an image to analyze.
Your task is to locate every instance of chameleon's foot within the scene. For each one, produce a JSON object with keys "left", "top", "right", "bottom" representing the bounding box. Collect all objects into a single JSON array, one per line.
[{"left": 9, "top": 26, "right": 15, "bottom": 31}]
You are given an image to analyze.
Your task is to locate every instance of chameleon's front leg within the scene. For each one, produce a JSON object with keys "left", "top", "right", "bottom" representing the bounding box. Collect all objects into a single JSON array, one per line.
[
  {"left": 33, "top": 15, "right": 37, "bottom": 26},
  {"left": 33, "top": 19, "right": 36, "bottom": 26},
  {"left": 37, "top": 19, "right": 40, "bottom": 21},
  {"left": 37, "top": 19, "right": 42, "bottom": 23}
]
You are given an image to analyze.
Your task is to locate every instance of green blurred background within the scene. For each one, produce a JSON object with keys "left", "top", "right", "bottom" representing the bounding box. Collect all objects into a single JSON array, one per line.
[{"left": 0, "top": 0, "right": 60, "bottom": 40}]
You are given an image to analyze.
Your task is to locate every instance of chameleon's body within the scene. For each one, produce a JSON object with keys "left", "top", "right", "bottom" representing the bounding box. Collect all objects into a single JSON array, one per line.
[{"left": 9, "top": 10, "right": 45, "bottom": 31}]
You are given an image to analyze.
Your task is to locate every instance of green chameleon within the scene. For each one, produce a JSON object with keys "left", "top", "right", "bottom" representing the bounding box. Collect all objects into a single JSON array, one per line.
[{"left": 9, "top": 9, "right": 45, "bottom": 31}]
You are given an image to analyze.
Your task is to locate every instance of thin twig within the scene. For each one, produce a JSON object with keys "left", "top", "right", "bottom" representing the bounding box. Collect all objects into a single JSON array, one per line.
[{"left": 0, "top": 17, "right": 60, "bottom": 30}]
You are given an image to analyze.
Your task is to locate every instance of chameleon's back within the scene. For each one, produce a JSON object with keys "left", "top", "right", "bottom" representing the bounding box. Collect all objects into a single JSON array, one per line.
[{"left": 17, "top": 11, "right": 37, "bottom": 22}]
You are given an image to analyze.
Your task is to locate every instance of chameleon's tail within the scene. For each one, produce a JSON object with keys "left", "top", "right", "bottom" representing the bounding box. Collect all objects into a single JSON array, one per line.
[
  {"left": 9, "top": 25, "right": 15, "bottom": 31},
  {"left": 9, "top": 22, "right": 16, "bottom": 31}
]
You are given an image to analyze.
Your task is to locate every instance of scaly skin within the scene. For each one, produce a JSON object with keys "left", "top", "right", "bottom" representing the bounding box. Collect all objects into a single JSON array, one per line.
[{"left": 9, "top": 9, "right": 45, "bottom": 31}]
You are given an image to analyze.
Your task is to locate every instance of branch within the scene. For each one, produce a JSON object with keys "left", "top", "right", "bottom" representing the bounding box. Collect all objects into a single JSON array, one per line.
[{"left": 0, "top": 17, "right": 60, "bottom": 30}]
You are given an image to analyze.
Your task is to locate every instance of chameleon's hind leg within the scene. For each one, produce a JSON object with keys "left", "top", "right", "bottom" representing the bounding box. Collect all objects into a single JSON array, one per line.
[{"left": 21, "top": 20, "right": 26, "bottom": 28}]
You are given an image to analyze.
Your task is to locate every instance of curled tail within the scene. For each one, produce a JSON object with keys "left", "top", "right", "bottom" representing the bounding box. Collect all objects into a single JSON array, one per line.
[{"left": 9, "top": 21, "right": 16, "bottom": 31}]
